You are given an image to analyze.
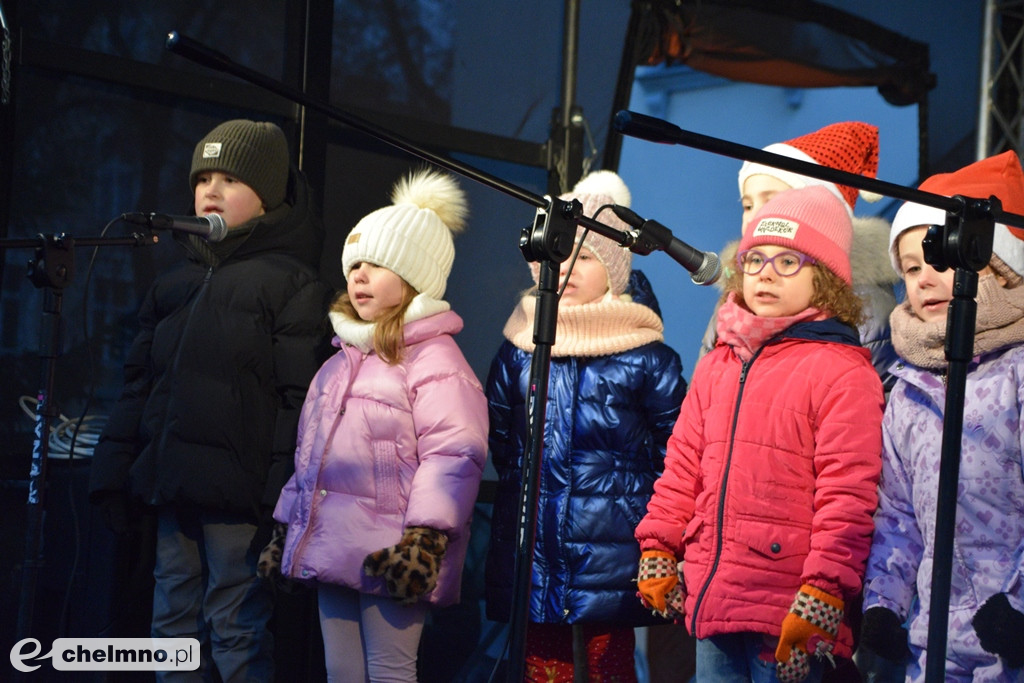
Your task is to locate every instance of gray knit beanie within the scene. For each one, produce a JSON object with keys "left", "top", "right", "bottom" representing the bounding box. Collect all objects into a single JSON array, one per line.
[{"left": 189, "top": 120, "right": 290, "bottom": 210}]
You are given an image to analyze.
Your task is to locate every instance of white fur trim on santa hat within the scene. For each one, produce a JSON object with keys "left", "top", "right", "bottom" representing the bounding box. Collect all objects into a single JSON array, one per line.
[
  {"left": 888, "top": 200, "right": 1024, "bottom": 277},
  {"left": 738, "top": 143, "right": 851, "bottom": 215}
]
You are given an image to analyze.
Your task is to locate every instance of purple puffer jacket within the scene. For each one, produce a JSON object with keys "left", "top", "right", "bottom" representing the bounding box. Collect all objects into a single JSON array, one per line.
[
  {"left": 863, "top": 346, "right": 1024, "bottom": 682},
  {"left": 273, "top": 310, "right": 488, "bottom": 606}
]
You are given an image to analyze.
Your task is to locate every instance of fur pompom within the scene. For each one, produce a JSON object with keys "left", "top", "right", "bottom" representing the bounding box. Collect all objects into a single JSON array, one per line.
[
  {"left": 571, "top": 170, "right": 632, "bottom": 208},
  {"left": 391, "top": 168, "right": 468, "bottom": 233}
]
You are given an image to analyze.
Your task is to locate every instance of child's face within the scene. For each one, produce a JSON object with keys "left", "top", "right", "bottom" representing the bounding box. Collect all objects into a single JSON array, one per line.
[
  {"left": 347, "top": 261, "right": 407, "bottom": 322},
  {"left": 559, "top": 246, "right": 609, "bottom": 306},
  {"left": 194, "top": 171, "right": 265, "bottom": 229},
  {"left": 897, "top": 225, "right": 1004, "bottom": 323},
  {"left": 897, "top": 226, "right": 957, "bottom": 323},
  {"left": 741, "top": 174, "right": 793, "bottom": 230},
  {"left": 740, "top": 245, "right": 816, "bottom": 318}
]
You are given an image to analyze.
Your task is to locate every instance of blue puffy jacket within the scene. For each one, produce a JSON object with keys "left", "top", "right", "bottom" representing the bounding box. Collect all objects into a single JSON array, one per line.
[{"left": 484, "top": 273, "right": 686, "bottom": 625}]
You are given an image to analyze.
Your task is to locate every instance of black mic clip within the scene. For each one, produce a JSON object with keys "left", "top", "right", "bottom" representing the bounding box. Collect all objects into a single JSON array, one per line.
[
  {"left": 519, "top": 196, "right": 581, "bottom": 264},
  {"left": 611, "top": 205, "right": 722, "bottom": 286}
]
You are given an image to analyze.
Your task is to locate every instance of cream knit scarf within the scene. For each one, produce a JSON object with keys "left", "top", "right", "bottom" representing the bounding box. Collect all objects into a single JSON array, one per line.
[
  {"left": 890, "top": 273, "right": 1024, "bottom": 370},
  {"left": 503, "top": 294, "right": 664, "bottom": 357},
  {"left": 328, "top": 294, "right": 450, "bottom": 353}
]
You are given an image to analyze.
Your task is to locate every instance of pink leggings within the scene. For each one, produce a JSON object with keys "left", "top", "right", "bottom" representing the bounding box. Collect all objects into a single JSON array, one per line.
[{"left": 317, "top": 583, "right": 428, "bottom": 683}]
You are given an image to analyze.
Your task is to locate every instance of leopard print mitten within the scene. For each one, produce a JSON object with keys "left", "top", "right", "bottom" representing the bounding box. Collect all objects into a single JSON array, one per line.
[
  {"left": 257, "top": 522, "right": 287, "bottom": 580},
  {"left": 362, "top": 526, "right": 448, "bottom": 604}
]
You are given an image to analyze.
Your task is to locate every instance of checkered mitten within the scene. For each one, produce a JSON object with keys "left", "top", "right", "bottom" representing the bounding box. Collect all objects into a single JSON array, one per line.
[
  {"left": 636, "top": 550, "right": 686, "bottom": 618},
  {"left": 775, "top": 584, "right": 844, "bottom": 682},
  {"left": 363, "top": 526, "right": 448, "bottom": 604}
]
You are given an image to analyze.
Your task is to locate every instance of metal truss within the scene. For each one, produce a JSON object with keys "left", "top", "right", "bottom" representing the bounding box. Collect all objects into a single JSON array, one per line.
[{"left": 978, "top": 0, "right": 1024, "bottom": 158}]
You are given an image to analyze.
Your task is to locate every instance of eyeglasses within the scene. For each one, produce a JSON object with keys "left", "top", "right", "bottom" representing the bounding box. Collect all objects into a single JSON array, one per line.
[{"left": 736, "top": 249, "right": 817, "bottom": 277}]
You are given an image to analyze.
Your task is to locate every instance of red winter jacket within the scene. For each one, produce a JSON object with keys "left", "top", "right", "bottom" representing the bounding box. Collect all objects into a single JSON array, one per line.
[{"left": 635, "top": 319, "right": 883, "bottom": 658}]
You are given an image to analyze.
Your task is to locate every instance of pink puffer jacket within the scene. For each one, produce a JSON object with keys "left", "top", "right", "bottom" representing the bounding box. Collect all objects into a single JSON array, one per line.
[{"left": 274, "top": 310, "right": 488, "bottom": 606}]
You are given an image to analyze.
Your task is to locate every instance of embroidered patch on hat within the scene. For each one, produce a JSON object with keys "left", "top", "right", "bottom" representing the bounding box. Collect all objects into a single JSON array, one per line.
[
  {"left": 752, "top": 218, "right": 799, "bottom": 240},
  {"left": 346, "top": 232, "right": 361, "bottom": 245},
  {"left": 202, "top": 142, "right": 223, "bottom": 159}
]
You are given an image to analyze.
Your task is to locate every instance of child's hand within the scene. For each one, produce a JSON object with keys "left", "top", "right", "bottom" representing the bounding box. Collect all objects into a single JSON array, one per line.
[
  {"left": 636, "top": 550, "right": 685, "bottom": 618},
  {"left": 257, "top": 522, "right": 287, "bottom": 580},
  {"left": 775, "top": 584, "right": 844, "bottom": 682},
  {"left": 859, "top": 606, "right": 909, "bottom": 663},
  {"left": 973, "top": 592, "right": 1024, "bottom": 668},
  {"left": 363, "top": 526, "right": 448, "bottom": 604}
]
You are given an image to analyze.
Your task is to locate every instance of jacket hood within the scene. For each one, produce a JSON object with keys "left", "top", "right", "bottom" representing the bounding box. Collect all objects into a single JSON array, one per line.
[
  {"left": 850, "top": 215, "right": 899, "bottom": 287},
  {"left": 782, "top": 317, "right": 863, "bottom": 348}
]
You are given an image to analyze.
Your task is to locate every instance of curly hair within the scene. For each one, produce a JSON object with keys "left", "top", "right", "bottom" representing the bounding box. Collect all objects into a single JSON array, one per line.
[{"left": 721, "top": 262, "right": 865, "bottom": 329}]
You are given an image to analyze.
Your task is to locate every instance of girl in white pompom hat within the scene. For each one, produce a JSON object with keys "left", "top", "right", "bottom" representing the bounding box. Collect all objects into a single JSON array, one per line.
[{"left": 271, "top": 168, "right": 488, "bottom": 682}]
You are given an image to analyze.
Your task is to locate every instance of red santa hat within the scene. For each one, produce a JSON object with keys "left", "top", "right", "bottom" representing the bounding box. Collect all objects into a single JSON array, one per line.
[
  {"left": 888, "top": 150, "right": 1024, "bottom": 277},
  {"left": 738, "top": 121, "right": 881, "bottom": 215}
]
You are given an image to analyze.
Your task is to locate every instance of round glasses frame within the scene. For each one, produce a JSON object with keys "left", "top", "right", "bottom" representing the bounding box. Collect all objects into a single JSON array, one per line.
[{"left": 736, "top": 249, "right": 817, "bottom": 277}]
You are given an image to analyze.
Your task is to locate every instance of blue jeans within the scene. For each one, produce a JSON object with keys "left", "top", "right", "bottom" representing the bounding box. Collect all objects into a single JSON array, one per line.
[
  {"left": 152, "top": 506, "right": 274, "bottom": 682},
  {"left": 695, "top": 633, "right": 827, "bottom": 683}
]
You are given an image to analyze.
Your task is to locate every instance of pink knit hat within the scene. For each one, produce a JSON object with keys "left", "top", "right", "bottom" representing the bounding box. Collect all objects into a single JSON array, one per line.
[
  {"left": 740, "top": 185, "right": 854, "bottom": 285},
  {"left": 738, "top": 122, "right": 880, "bottom": 215},
  {"left": 530, "top": 170, "right": 634, "bottom": 296}
]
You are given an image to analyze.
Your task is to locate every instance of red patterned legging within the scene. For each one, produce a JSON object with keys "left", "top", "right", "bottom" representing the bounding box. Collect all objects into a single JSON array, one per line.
[{"left": 523, "top": 622, "right": 637, "bottom": 683}]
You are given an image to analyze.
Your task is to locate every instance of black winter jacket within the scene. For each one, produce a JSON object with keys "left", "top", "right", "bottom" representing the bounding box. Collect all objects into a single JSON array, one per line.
[{"left": 88, "top": 168, "right": 332, "bottom": 520}]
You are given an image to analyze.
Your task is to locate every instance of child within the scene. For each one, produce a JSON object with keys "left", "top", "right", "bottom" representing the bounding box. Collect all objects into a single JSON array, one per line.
[
  {"left": 698, "top": 122, "right": 899, "bottom": 392},
  {"left": 270, "top": 168, "right": 488, "bottom": 681},
  {"left": 484, "top": 170, "right": 687, "bottom": 682},
  {"left": 636, "top": 185, "right": 884, "bottom": 683},
  {"left": 88, "top": 119, "right": 332, "bottom": 681},
  {"left": 859, "top": 150, "right": 1024, "bottom": 682}
]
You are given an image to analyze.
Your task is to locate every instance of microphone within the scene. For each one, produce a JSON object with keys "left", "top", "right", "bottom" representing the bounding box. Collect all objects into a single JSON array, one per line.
[
  {"left": 121, "top": 212, "right": 229, "bottom": 243},
  {"left": 613, "top": 110, "right": 685, "bottom": 145},
  {"left": 611, "top": 205, "right": 722, "bottom": 286}
]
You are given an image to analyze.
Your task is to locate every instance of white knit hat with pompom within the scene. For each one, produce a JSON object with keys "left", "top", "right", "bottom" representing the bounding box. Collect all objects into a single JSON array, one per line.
[{"left": 342, "top": 168, "right": 468, "bottom": 299}]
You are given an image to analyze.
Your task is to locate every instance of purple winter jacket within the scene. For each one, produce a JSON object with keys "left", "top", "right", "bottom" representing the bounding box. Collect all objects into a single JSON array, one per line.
[
  {"left": 273, "top": 310, "right": 488, "bottom": 606},
  {"left": 863, "top": 345, "right": 1024, "bottom": 682}
]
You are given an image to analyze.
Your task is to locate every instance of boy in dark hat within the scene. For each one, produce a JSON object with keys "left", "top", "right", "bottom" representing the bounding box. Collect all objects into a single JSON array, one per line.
[{"left": 89, "top": 119, "right": 332, "bottom": 681}]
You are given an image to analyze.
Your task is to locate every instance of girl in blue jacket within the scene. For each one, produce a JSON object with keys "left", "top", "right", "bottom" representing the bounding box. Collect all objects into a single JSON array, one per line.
[{"left": 484, "top": 171, "right": 687, "bottom": 682}]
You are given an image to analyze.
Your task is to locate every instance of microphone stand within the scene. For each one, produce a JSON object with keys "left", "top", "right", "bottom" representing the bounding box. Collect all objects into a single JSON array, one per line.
[
  {"left": 0, "top": 231, "right": 156, "bottom": 649},
  {"left": 613, "top": 109, "right": 1024, "bottom": 683}
]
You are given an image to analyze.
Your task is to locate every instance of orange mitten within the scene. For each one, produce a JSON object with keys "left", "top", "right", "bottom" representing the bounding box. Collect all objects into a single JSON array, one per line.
[
  {"left": 636, "top": 550, "right": 685, "bottom": 618},
  {"left": 775, "top": 584, "right": 844, "bottom": 682}
]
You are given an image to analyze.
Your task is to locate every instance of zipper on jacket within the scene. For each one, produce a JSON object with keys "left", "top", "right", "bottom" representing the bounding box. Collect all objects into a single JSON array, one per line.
[{"left": 690, "top": 347, "right": 763, "bottom": 634}]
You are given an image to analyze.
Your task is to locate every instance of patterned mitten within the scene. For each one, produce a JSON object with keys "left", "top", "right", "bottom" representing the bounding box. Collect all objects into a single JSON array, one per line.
[
  {"left": 636, "top": 550, "right": 686, "bottom": 618},
  {"left": 363, "top": 526, "right": 448, "bottom": 604},
  {"left": 775, "top": 584, "right": 844, "bottom": 683},
  {"left": 972, "top": 592, "right": 1024, "bottom": 668},
  {"left": 859, "top": 606, "right": 909, "bottom": 663},
  {"left": 257, "top": 522, "right": 287, "bottom": 580}
]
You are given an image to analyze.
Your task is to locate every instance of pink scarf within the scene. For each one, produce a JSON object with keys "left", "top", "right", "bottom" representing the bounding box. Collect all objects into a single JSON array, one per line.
[{"left": 716, "top": 292, "right": 825, "bottom": 362}]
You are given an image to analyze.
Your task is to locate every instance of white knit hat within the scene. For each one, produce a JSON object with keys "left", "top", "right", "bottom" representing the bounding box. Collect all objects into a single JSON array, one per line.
[{"left": 342, "top": 169, "right": 468, "bottom": 299}]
